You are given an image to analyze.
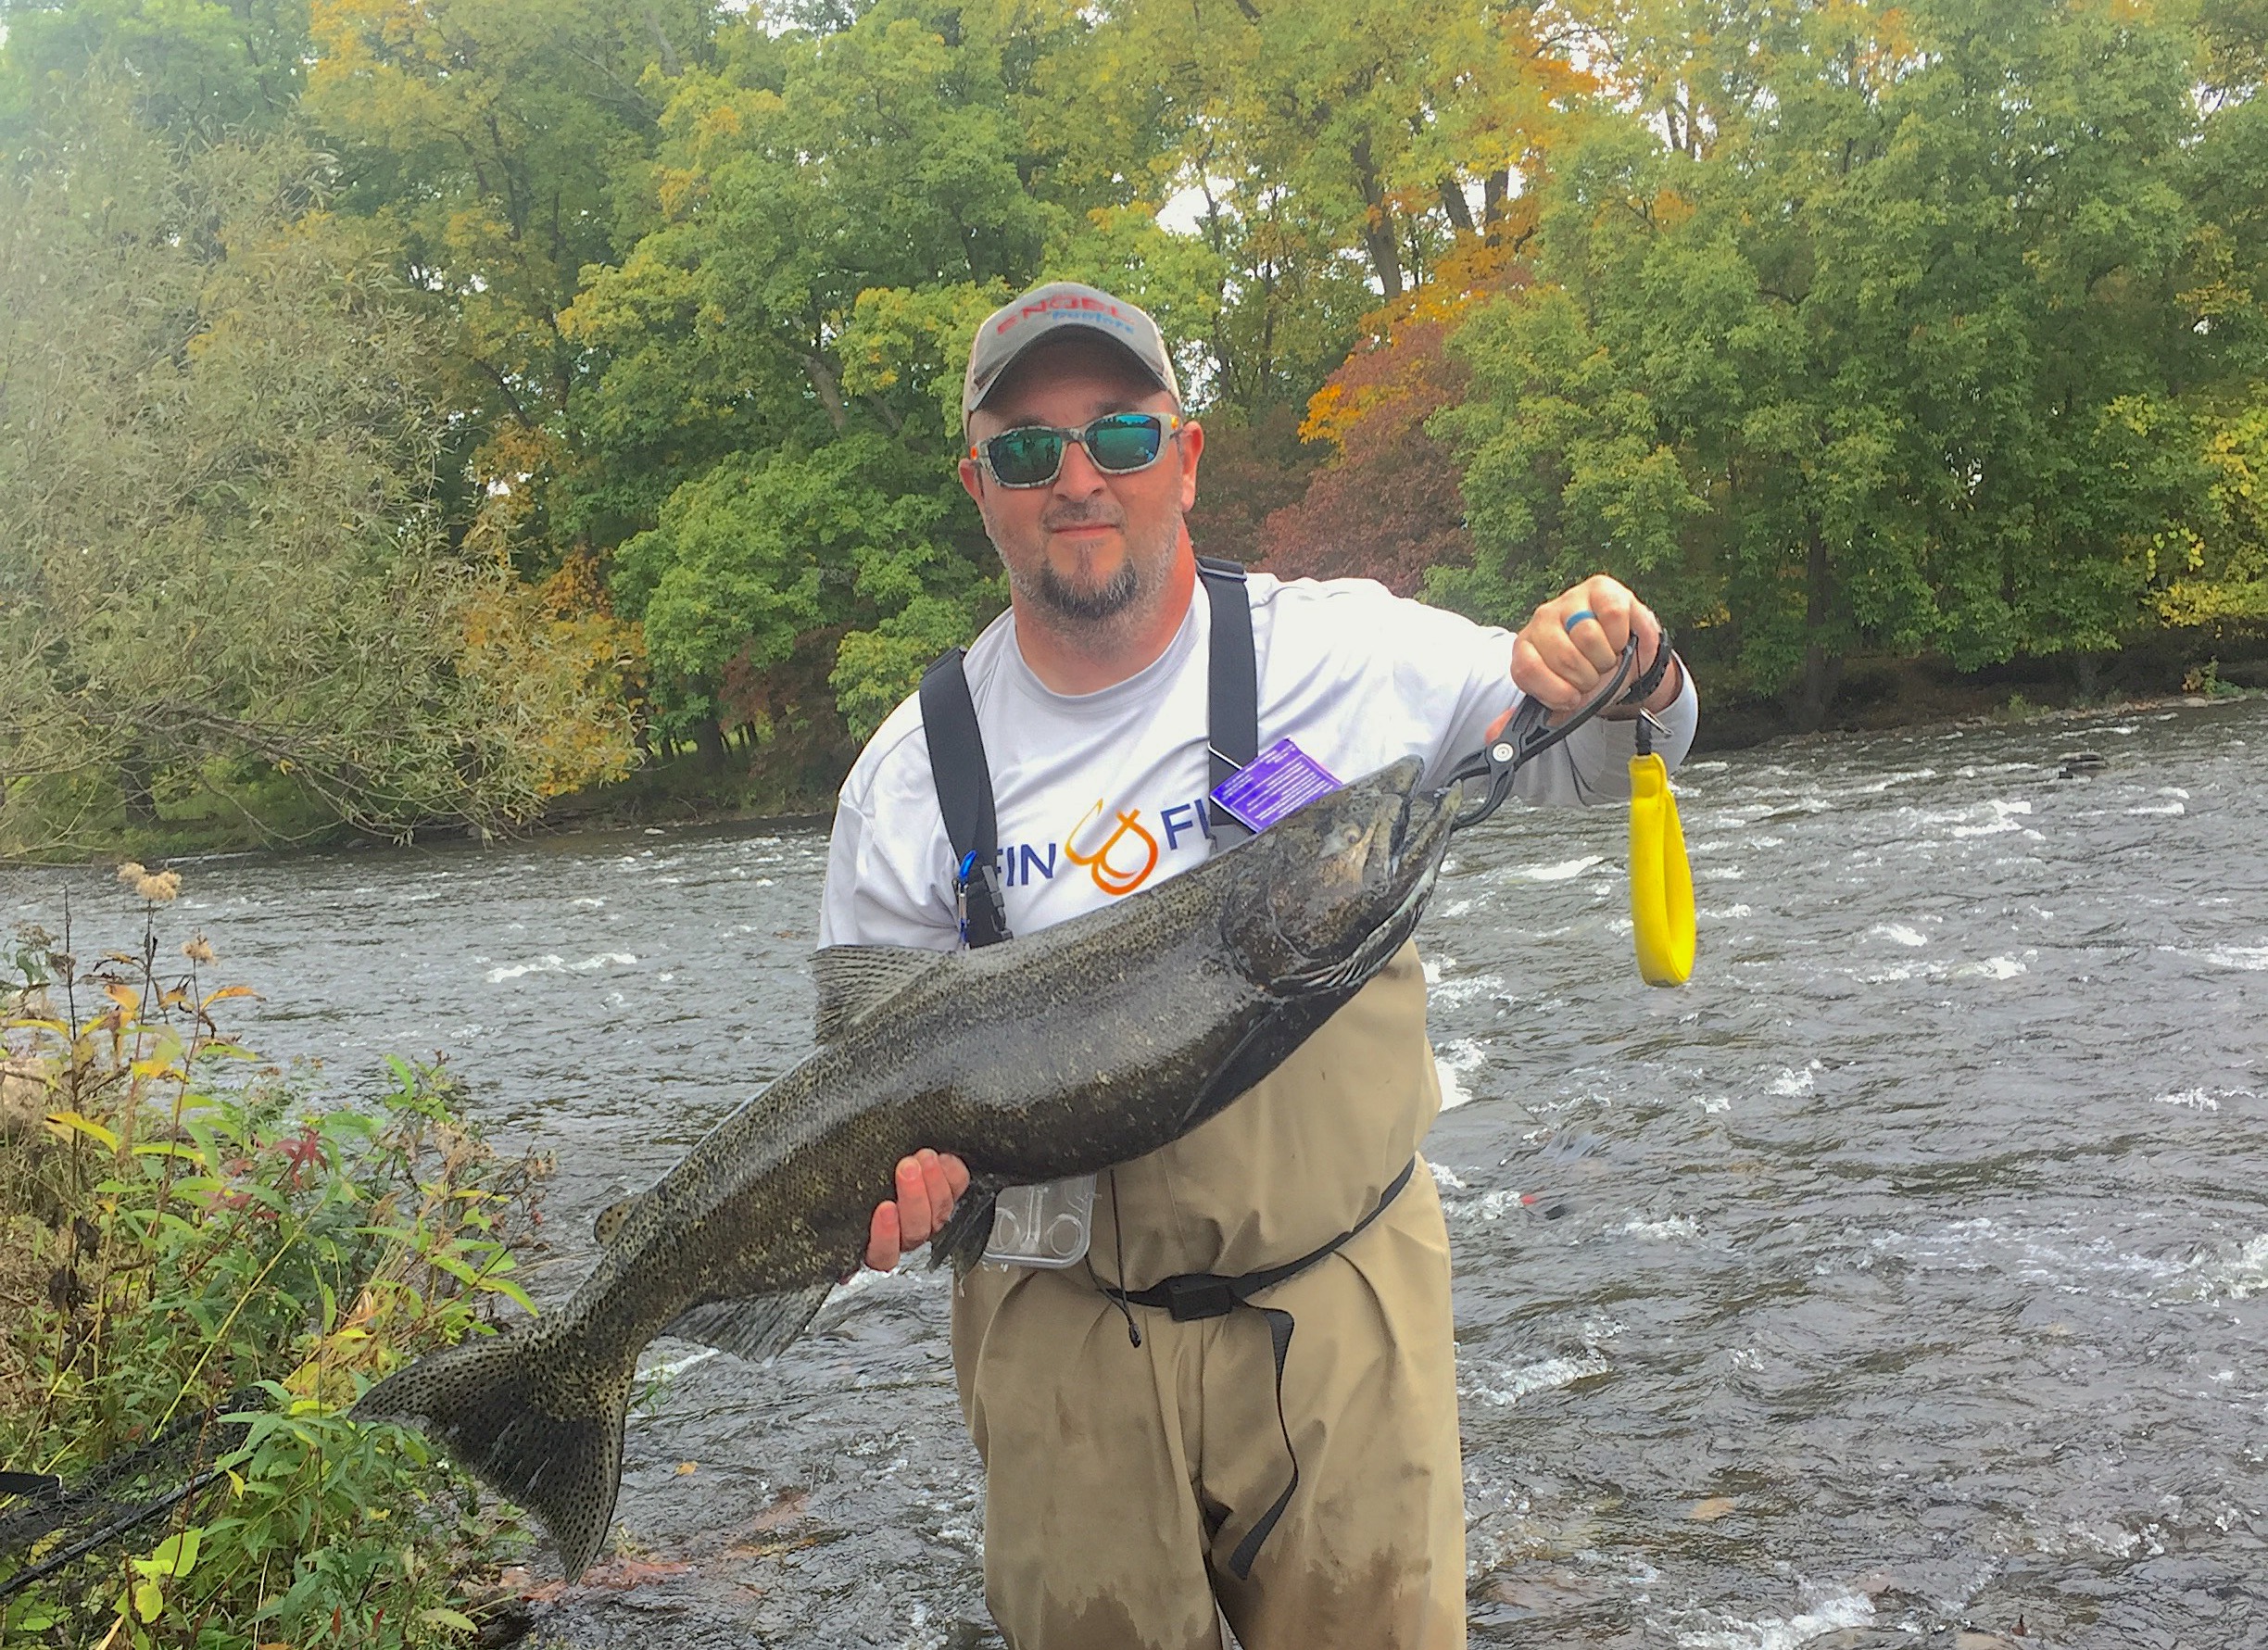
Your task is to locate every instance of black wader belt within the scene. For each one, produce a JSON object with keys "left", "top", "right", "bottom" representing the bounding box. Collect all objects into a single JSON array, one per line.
[
  {"left": 920, "top": 557, "right": 1260, "bottom": 943},
  {"left": 1097, "top": 1153, "right": 1418, "bottom": 1580}
]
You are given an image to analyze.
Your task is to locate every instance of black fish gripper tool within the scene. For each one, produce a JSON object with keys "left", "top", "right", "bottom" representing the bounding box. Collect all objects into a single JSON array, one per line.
[{"left": 1448, "top": 630, "right": 1662, "bottom": 833}]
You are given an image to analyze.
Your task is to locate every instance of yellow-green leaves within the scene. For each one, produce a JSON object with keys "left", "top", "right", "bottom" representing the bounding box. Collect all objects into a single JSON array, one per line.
[
  {"left": 0, "top": 81, "right": 638, "bottom": 849},
  {"left": 113, "top": 1528, "right": 202, "bottom": 1626},
  {"left": 44, "top": 1111, "right": 122, "bottom": 1152},
  {"left": 4, "top": 911, "right": 541, "bottom": 1644}
]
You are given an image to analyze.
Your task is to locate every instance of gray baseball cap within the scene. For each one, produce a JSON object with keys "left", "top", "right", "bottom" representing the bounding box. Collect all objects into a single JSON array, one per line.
[{"left": 963, "top": 281, "right": 1180, "bottom": 422}]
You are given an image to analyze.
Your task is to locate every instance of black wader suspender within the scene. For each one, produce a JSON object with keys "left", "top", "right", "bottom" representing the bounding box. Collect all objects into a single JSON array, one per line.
[
  {"left": 918, "top": 648, "right": 1012, "bottom": 948},
  {"left": 916, "top": 557, "right": 1414, "bottom": 1579},
  {"left": 1199, "top": 557, "right": 1257, "bottom": 847}
]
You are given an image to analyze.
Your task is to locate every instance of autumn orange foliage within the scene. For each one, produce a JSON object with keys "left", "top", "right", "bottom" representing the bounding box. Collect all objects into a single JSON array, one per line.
[{"left": 1262, "top": 242, "right": 1531, "bottom": 595}]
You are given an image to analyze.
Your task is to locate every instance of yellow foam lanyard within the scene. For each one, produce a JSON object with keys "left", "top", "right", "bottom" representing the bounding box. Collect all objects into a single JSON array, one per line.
[{"left": 1628, "top": 714, "right": 1695, "bottom": 987}]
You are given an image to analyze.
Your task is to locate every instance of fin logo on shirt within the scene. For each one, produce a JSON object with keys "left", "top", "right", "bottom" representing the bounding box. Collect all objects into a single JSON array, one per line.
[
  {"left": 975, "top": 793, "right": 1220, "bottom": 901},
  {"left": 1065, "top": 800, "right": 1160, "bottom": 896}
]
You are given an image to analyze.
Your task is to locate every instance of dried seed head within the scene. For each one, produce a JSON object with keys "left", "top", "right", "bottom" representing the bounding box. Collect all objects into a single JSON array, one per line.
[
  {"left": 183, "top": 935, "right": 216, "bottom": 964},
  {"left": 135, "top": 870, "right": 182, "bottom": 904},
  {"left": 116, "top": 862, "right": 147, "bottom": 888}
]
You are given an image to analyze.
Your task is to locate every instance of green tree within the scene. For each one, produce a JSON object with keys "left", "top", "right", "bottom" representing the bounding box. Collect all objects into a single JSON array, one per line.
[
  {"left": 0, "top": 0, "right": 310, "bottom": 141},
  {"left": 1085, "top": 0, "right": 1587, "bottom": 416},
  {"left": 2190, "top": 0, "right": 2268, "bottom": 380},
  {"left": 0, "top": 82, "right": 637, "bottom": 849},
  {"left": 2159, "top": 0, "right": 2268, "bottom": 623},
  {"left": 1430, "top": 275, "right": 1708, "bottom": 621},
  {"left": 566, "top": 0, "right": 1203, "bottom": 745},
  {"left": 1437, "top": 0, "right": 2223, "bottom": 725},
  {"left": 304, "top": 0, "right": 715, "bottom": 561}
]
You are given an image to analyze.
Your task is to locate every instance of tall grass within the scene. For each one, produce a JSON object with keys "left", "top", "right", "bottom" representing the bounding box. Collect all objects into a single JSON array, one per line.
[{"left": 1, "top": 874, "right": 546, "bottom": 1646}]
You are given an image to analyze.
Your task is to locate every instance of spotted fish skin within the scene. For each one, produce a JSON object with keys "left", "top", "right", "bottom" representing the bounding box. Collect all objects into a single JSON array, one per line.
[{"left": 354, "top": 757, "right": 1456, "bottom": 1577}]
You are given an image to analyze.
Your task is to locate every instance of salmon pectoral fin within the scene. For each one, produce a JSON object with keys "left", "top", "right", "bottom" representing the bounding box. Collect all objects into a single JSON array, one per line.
[
  {"left": 926, "top": 1180, "right": 1003, "bottom": 1275},
  {"left": 354, "top": 1329, "right": 628, "bottom": 1580},
  {"left": 661, "top": 1284, "right": 833, "bottom": 1365}
]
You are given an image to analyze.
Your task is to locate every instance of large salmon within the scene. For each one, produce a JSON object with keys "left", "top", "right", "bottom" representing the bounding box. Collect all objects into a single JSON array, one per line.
[{"left": 354, "top": 756, "right": 1457, "bottom": 1575}]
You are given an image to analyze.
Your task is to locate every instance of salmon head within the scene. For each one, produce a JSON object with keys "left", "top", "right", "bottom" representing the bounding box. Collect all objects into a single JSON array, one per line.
[{"left": 1217, "top": 755, "right": 1457, "bottom": 996}]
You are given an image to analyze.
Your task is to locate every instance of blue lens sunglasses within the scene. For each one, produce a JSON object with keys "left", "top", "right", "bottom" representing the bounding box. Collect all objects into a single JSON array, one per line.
[{"left": 970, "top": 412, "right": 1184, "bottom": 489}]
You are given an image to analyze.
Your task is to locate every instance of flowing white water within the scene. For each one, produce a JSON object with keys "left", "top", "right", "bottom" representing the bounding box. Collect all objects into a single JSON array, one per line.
[{"left": 7, "top": 699, "right": 2266, "bottom": 1647}]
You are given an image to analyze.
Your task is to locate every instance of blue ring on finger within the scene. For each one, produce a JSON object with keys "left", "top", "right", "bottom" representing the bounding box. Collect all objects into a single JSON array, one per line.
[{"left": 1562, "top": 609, "right": 1596, "bottom": 635}]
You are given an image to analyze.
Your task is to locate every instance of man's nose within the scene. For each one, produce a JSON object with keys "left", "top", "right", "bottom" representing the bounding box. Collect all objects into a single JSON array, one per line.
[{"left": 1051, "top": 434, "right": 1110, "bottom": 498}]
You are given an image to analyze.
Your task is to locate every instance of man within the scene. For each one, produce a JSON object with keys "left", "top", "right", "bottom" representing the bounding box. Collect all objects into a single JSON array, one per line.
[{"left": 818, "top": 282, "right": 1696, "bottom": 1649}]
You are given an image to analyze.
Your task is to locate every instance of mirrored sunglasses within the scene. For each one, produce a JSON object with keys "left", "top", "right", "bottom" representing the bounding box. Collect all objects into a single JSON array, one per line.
[{"left": 971, "top": 412, "right": 1182, "bottom": 489}]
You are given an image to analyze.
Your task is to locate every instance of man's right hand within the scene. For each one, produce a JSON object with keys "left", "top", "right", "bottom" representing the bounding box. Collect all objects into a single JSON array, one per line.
[{"left": 864, "top": 1148, "right": 971, "bottom": 1270}]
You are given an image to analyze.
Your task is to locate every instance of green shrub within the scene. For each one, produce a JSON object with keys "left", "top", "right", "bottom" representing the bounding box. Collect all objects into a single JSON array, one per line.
[
  {"left": 1, "top": 881, "right": 545, "bottom": 1646},
  {"left": 2182, "top": 659, "right": 2246, "bottom": 698}
]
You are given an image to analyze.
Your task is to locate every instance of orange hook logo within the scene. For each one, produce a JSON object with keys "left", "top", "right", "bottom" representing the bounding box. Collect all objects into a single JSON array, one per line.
[{"left": 1064, "top": 800, "right": 1160, "bottom": 896}]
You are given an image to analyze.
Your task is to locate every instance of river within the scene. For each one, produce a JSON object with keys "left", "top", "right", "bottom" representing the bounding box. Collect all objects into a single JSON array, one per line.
[{"left": 6, "top": 699, "right": 2265, "bottom": 1648}]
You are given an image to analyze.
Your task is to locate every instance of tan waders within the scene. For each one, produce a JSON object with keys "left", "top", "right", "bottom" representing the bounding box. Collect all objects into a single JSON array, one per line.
[{"left": 951, "top": 943, "right": 1466, "bottom": 1650}]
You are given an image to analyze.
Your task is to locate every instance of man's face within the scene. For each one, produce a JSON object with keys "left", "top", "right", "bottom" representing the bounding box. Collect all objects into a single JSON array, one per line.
[{"left": 959, "top": 336, "right": 1203, "bottom": 626}]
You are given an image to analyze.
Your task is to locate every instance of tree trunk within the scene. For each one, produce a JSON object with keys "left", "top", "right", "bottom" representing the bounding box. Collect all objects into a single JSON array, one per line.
[
  {"left": 1350, "top": 136, "right": 1405, "bottom": 301},
  {"left": 1438, "top": 176, "right": 1476, "bottom": 235},
  {"left": 120, "top": 745, "right": 159, "bottom": 828},
  {"left": 641, "top": 6, "right": 682, "bottom": 77},
  {"left": 693, "top": 714, "right": 726, "bottom": 775},
  {"left": 1792, "top": 526, "right": 1841, "bottom": 732},
  {"left": 1482, "top": 169, "right": 1508, "bottom": 234},
  {"left": 802, "top": 352, "right": 850, "bottom": 435},
  {"left": 2073, "top": 650, "right": 2101, "bottom": 699},
  {"left": 1796, "top": 641, "right": 1841, "bottom": 733}
]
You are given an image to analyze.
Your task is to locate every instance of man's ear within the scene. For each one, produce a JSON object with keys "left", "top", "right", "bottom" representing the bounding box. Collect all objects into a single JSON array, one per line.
[
  {"left": 1177, "top": 419, "right": 1204, "bottom": 513},
  {"left": 958, "top": 453, "right": 986, "bottom": 508}
]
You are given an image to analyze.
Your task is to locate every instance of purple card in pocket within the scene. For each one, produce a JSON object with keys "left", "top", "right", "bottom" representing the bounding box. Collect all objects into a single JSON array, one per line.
[{"left": 1209, "top": 737, "right": 1342, "bottom": 833}]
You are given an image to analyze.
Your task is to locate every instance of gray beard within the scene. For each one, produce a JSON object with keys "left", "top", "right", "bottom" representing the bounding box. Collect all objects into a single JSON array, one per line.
[{"left": 1027, "top": 556, "right": 1140, "bottom": 623}]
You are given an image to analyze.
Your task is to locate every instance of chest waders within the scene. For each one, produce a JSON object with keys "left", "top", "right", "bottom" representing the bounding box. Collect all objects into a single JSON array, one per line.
[{"left": 916, "top": 557, "right": 1417, "bottom": 1580}]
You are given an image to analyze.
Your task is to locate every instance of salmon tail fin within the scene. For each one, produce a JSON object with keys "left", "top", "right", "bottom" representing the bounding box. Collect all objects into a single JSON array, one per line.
[{"left": 354, "top": 1329, "right": 629, "bottom": 1579}]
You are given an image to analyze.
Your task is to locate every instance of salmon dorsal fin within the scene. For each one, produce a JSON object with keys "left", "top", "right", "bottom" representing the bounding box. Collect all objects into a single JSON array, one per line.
[{"left": 811, "top": 944, "right": 950, "bottom": 1042}]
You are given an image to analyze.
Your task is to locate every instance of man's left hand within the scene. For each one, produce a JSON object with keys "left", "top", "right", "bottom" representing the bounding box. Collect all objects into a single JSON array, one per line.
[
  {"left": 863, "top": 1148, "right": 970, "bottom": 1272},
  {"left": 1509, "top": 574, "right": 1682, "bottom": 720}
]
